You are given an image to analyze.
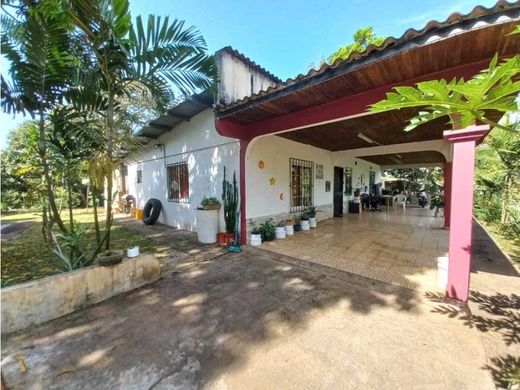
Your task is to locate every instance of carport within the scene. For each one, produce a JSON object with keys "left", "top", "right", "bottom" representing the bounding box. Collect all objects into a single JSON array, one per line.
[{"left": 215, "top": 3, "right": 520, "bottom": 301}]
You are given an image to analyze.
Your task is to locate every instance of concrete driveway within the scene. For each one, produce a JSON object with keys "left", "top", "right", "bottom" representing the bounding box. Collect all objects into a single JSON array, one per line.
[{"left": 2, "top": 226, "right": 518, "bottom": 389}]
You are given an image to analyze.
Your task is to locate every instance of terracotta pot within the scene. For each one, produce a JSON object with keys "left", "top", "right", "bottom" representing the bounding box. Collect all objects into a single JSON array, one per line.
[{"left": 217, "top": 232, "right": 235, "bottom": 246}]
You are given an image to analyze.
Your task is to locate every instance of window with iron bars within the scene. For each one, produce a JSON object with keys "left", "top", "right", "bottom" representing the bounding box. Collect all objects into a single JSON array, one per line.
[
  {"left": 167, "top": 162, "right": 189, "bottom": 202},
  {"left": 290, "top": 158, "right": 313, "bottom": 212}
]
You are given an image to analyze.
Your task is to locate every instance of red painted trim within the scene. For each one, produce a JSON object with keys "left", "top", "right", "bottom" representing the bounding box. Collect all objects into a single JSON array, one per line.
[
  {"left": 215, "top": 59, "right": 491, "bottom": 140},
  {"left": 239, "top": 139, "right": 250, "bottom": 245}
]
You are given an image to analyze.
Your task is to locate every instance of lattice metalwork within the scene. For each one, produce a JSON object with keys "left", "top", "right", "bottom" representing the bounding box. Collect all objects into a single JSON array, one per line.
[{"left": 290, "top": 158, "right": 314, "bottom": 212}]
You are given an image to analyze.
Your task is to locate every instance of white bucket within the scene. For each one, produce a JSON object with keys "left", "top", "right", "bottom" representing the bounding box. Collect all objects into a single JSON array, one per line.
[
  {"left": 309, "top": 217, "right": 317, "bottom": 228},
  {"left": 285, "top": 225, "right": 294, "bottom": 235},
  {"left": 301, "top": 220, "right": 310, "bottom": 231},
  {"left": 126, "top": 246, "right": 139, "bottom": 258},
  {"left": 196, "top": 209, "right": 219, "bottom": 244},
  {"left": 275, "top": 226, "right": 286, "bottom": 239},
  {"left": 437, "top": 256, "right": 449, "bottom": 289},
  {"left": 250, "top": 234, "right": 262, "bottom": 246}
]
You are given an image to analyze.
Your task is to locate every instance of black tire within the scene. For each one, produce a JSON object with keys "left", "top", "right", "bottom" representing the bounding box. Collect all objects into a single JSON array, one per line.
[{"left": 142, "top": 198, "right": 162, "bottom": 225}]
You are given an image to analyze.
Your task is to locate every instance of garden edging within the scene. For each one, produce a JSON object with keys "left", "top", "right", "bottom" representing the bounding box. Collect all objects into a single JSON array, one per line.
[{"left": 1, "top": 254, "right": 160, "bottom": 334}]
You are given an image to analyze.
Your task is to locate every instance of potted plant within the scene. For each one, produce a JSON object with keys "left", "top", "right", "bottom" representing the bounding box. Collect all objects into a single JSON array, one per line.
[
  {"left": 275, "top": 221, "right": 287, "bottom": 239},
  {"left": 97, "top": 249, "right": 124, "bottom": 266},
  {"left": 285, "top": 218, "right": 294, "bottom": 235},
  {"left": 197, "top": 196, "right": 221, "bottom": 244},
  {"left": 430, "top": 193, "right": 444, "bottom": 217},
  {"left": 126, "top": 245, "right": 139, "bottom": 258},
  {"left": 293, "top": 214, "right": 302, "bottom": 232},
  {"left": 259, "top": 218, "right": 276, "bottom": 241},
  {"left": 218, "top": 167, "right": 238, "bottom": 246},
  {"left": 306, "top": 206, "right": 322, "bottom": 228},
  {"left": 301, "top": 213, "right": 310, "bottom": 231},
  {"left": 250, "top": 227, "right": 262, "bottom": 246}
]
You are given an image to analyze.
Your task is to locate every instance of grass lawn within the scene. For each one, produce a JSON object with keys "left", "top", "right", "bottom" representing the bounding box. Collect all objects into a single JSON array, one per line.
[
  {"left": 481, "top": 222, "right": 520, "bottom": 267},
  {"left": 1, "top": 209, "right": 154, "bottom": 287}
]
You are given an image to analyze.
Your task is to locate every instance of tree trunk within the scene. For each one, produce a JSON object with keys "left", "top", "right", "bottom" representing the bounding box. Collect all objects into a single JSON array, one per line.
[
  {"left": 38, "top": 109, "right": 67, "bottom": 233},
  {"left": 105, "top": 91, "right": 115, "bottom": 250},
  {"left": 92, "top": 187, "right": 101, "bottom": 246},
  {"left": 67, "top": 176, "right": 74, "bottom": 231}
]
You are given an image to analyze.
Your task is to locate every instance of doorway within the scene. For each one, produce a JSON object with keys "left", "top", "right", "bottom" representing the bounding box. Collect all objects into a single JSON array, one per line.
[{"left": 333, "top": 166, "right": 344, "bottom": 217}]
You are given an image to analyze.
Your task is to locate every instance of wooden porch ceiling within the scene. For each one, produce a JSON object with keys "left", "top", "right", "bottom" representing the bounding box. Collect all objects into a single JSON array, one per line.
[
  {"left": 218, "top": 16, "right": 519, "bottom": 124},
  {"left": 276, "top": 108, "right": 449, "bottom": 151},
  {"left": 358, "top": 151, "right": 446, "bottom": 166}
]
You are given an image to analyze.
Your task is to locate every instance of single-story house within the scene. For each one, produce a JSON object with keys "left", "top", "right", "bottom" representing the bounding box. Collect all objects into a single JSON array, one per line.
[{"left": 120, "top": 1, "right": 519, "bottom": 301}]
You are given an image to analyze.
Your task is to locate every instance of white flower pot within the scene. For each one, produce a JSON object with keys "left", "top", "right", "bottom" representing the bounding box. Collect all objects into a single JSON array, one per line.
[
  {"left": 437, "top": 256, "right": 449, "bottom": 289},
  {"left": 196, "top": 208, "right": 219, "bottom": 244},
  {"left": 275, "top": 226, "right": 286, "bottom": 239},
  {"left": 309, "top": 217, "right": 317, "bottom": 228},
  {"left": 285, "top": 225, "right": 294, "bottom": 235},
  {"left": 301, "top": 220, "right": 310, "bottom": 231},
  {"left": 126, "top": 246, "right": 139, "bottom": 258},
  {"left": 250, "top": 233, "right": 262, "bottom": 246}
]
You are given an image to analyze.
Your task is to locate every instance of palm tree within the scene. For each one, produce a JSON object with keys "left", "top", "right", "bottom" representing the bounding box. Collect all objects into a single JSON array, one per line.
[
  {"left": 66, "top": 0, "right": 217, "bottom": 248},
  {"left": 1, "top": 4, "right": 79, "bottom": 233}
]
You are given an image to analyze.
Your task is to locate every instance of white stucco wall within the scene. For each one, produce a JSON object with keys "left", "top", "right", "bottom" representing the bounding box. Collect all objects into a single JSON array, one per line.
[
  {"left": 216, "top": 50, "right": 278, "bottom": 106},
  {"left": 124, "top": 109, "right": 239, "bottom": 231},
  {"left": 245, "top": 135, "right": 382, "bottom": 221}
]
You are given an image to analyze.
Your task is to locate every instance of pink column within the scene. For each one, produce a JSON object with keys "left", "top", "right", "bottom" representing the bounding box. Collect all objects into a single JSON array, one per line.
[
  {"left": 443, "top": 162, "right": 452, "bottom": 229},
  {"left": 239, "top": 139, "right": 250, "bottom": 245},
  {"left": 443, "top": 125, "right": 489, "bottom": 302}
]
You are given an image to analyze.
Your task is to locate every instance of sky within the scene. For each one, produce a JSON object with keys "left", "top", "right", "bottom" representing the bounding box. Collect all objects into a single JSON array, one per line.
[{"left": 0, "top": 0, "right": 497, "bottom": 148}]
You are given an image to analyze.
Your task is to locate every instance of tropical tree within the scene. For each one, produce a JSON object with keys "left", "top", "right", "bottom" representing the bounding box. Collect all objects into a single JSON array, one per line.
[
  {"left": 329, "top": 26, "right": 385, "bottom": 63},
  {"left": 1, "top": 2, "right": 80, "bottom": 233},
  {"left": 475, "top": 117, "right": 520, "bottom": 236},
  {"left": 64, "top": 0, "right": 218, "bottom": 248}
]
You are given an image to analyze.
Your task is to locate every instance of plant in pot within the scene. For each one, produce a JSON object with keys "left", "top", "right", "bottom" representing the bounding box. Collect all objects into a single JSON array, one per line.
[
  {"left": 275, "top": 221, "right": 287, "bottom": 239},
  {"left": 430, "top": 193, "right": 444, "bottom": 217},
  {"left": 293, "top": 213, "right": 302, "bottom": 232},
  {"left": 259, "top": 218, "right": 276, "bottom": 241},
  {"left": 285, "top": 218, "right": 294, "bottom": 236},
  {"left": 218, "top": 167, "right": 238, "bottom": 246},
  {"left": 197, "top": 196, "right": 222, "bottom": 244},
  {"left": 301, "top": 213, "right": 310, "bottom": 231},
  {"left": 250, "top": 227, "right": 262, "bottom": 246},
  {"left": 306, "top": 206, "right": 322, "bottom": 228},
  {"left": 127, "top": 244, "right": 140, "bottom": 258}
]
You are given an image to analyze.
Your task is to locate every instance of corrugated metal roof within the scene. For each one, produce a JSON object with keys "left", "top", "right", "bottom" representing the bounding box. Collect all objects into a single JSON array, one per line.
[
  {"left": 137, "top": 92, "right": 213, "bottom": 141},
  {"left": 217, "top": 0, "right": 520, "bottom": 114}
]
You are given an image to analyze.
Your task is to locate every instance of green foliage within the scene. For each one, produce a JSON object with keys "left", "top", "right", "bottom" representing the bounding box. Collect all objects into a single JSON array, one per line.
[
  {"left": 51, "top": 224, "right": 89, "bottom": 271},
  {"left": 222, "top": 167, "right": 238, "bottom": 233},
  {"left": 200, "top": 196, "right": 221, "bottom": 209},
  {"left": 1, "top": 121, "right": 43, "bottom": 209},
  {"left": 371, "top": 55, "right": 520, "bottom": 133},
  {"left": 475, "top": 123, "right": 520, "bottom": 237},
  {"left": 259, "top": 218, "right": 275, "bottom": 241},
  {"left": 329, "top": 26, "right": 385, "bottom": 63}
]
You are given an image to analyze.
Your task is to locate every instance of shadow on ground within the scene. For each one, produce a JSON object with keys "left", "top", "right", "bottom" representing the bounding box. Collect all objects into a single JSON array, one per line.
[
  {"left": 426, "top": 291, "right": 520, "bottom": 388},
  {"left": 2, "top": 246, "right": 420, "bottom": 388}
]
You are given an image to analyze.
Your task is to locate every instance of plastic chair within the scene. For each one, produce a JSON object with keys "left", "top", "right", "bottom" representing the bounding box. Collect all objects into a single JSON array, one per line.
[{"left": 393, "top": 194, "right": 407, "bottom": 210}]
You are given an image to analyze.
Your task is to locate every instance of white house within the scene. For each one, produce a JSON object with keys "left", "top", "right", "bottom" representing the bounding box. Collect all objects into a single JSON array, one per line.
[
  {"left": 120, "top": 3, "right": 520, "bottom": 303},
  {"left": 122, "top": 46, "right": 383, "bottom": 234}
]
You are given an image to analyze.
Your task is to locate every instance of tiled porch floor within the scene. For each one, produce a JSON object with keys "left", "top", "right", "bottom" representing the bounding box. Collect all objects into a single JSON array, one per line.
[{"left": 260, "top": 207, "right": 448, "bottom": 291}]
